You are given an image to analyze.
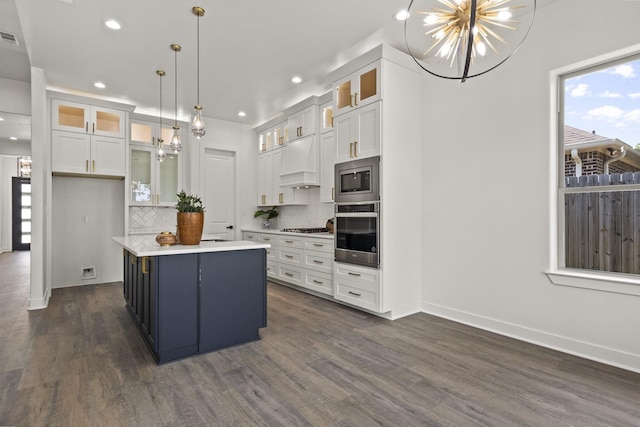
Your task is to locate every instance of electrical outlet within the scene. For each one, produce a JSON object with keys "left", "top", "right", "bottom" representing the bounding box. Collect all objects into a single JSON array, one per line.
[{"left": 81, "top": 216, "right": 88, "bottom": 223}]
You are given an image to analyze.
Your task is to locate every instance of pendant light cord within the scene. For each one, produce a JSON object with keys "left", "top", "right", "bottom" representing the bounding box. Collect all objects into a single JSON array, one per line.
[
  {"left": 196, "top": 14, "right": 200, "bottom": 106},
  {"left": 174, "top": 48, "right": 178, "bottom": 127}
]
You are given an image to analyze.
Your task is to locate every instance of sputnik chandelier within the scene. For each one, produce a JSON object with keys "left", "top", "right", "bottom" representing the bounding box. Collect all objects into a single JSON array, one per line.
[{"left": 404, "top": 0, "right": 536, "bottom": 81}]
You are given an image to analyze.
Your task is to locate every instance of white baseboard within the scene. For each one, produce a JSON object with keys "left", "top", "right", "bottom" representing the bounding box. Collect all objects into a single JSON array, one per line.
[
  {"left": 422, "top": 302, "right": 640, "bottom": 374},
  {"left": 28, "top": 287, "right": 50, "bottom": 310}
]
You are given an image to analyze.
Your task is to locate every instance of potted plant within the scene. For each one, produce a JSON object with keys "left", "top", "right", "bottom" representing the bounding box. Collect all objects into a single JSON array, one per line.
[
  {"left": 254, "top": 206, "right": 279, "bottom": 229},
  {"left": 176, "top": 191, "right": 205, "bottom": 245}
]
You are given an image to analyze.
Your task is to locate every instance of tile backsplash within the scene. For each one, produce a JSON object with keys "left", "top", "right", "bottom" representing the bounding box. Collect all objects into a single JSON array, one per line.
[{"left": 129, "top": 206, "right": 178, "bottom": 234}]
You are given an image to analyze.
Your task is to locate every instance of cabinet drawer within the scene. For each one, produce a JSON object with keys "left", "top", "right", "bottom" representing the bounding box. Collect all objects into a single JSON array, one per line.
[
  {"left": 278, "top": 264, "right": 303, "bottom": 286},
  {"left": 278, "top": 236, "right": 304, "bottom": 248},
  {"left": 259, "top": 234, "right": 278, "bottom": 244},
  {"left": 303, "top": 270, "right": 333, "bottom": 296},
  {"left": 304, "top": 250, "right": 333, "bottom": 274},
  {"left": 304, "top": 237, "right": 333, "bottom": 253},
  {"left": 334, "top": 263, "right": 379, "bottom": 288},
  {"left": 243, "top": 232, "right": 258, "bottom": 241},
  {"left": 334, "top": 280, "right": 380, "bottom": 312},
  {"left": 278, "top": 247, "right": 303, "bottom": 267}
]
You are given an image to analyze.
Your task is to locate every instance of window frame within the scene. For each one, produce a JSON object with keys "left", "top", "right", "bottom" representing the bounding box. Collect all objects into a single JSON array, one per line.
[{"left": 547, "top": 43, "right": 640, "bottom": 297}]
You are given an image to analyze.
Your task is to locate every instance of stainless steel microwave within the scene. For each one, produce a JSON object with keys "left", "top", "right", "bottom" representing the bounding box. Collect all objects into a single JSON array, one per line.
[{"left": 334, "top": 156, "right": 380, "bottom": 203}]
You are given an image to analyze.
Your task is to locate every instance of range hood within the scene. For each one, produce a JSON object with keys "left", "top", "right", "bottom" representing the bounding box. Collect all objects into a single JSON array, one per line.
[{"left": 279, "top": 135, "right": 319, "bottom": 187}]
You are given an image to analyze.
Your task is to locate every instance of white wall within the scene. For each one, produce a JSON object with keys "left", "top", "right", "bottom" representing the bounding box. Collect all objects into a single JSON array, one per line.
[
  {"left": 188, "top": 116, "right": 258, "bottom": 237},
  {"left": 51, "top": 177, "right": 124, "bottom": 288},
  {"left": 0, "top": 77, "right": 30, "bottom": 115},
  {"left": 0, "top": 156, "right": 17, "bottom": 252},
  {"left": 421, "top": 0, "right": 640, "bottom": 372}
]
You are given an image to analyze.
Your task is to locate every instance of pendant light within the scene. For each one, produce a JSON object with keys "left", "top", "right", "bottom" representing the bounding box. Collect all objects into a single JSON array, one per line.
[
  {"left": 404, "top": 0, "right": 536, "bottom": 82},
  {"left": 191, "top": 6, "right": 206, "bottom": 139},
  {"left": 170, "top": 43, "right": 183, "bottom": 152},
  {"left": 156, "top": 70, "right": 166, "bottom": 162}
]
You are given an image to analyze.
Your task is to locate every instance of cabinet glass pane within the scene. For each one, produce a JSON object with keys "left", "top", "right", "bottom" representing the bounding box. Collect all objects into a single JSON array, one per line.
[
  {"left": 131, "top": 122, "right": 153, "bottom": 144},
  {"left": 131, "top": 149, "right": 152, "bottom": 202},
  {"left": 360, "top": 68, "right": 377, "bottom": 101},
  {"left": 336, "top": 81, "right": 352, "bottom": 109},
  {"left": 58, "top": 105, "right": 85, "bottom": 129},
  {"left": 323, "top": 106, "right": 333, "bottom": 129},
  {"left": 161, "top": 126, "right": 173, "bottom": 143},
  {"left": 96, "top": 111, "right": 121, "bottom": 134},
  {"left": 159, "top": 153, "right": 179, "bottom": 203}
]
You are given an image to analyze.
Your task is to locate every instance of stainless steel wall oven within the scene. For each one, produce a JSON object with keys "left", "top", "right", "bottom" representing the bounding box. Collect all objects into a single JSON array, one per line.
[{"left": 334, "top": 202, "right": 380, "bottom": 268}]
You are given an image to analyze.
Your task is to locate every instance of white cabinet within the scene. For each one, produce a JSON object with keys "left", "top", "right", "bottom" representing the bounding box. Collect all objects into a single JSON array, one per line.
[
  {"left": 258, "top": 121, "right": 288, "bottom": 152},
  {"left": 288, "top": 105, "right": 317, "bottom": 141},
  {"left": 130, "top": 119, "right": 174, "bottom": 146},
  {"left": 334, "top": 262, "right": 381, "bottom": 312},
  {"left": 333, "top": 60, "right": 381, "bottom": 117},
  {"left": 130, "top": 146, "right": 181, "bottom": 206},
  {"left": 334, "top": 101, "right": 380, "bottom": 163},
  {"left": 52, "top": 99, "right": 125, "bottom": 138},
  {"left": 51, "top": 131, "right": 125, "bottom": 177},
  {"left": 320, "top": 131, "right": 336, "bottom": 203},
  {"left": 243, "top": 231, "right": 334, "bottom": 296},
  {"left": 257, "top": 147, "right": 308, "bottom": 206}
]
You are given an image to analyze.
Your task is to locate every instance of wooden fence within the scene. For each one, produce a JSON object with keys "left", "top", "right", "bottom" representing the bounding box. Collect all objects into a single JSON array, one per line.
[{"left": 565, "top": 172, "right": 640, "bottom": 274}]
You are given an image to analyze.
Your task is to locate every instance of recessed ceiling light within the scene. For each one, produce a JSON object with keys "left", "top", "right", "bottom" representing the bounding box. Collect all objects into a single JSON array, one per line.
[
  {"left": 291, "top": 76, "right": 302, "bottom": 84},
  {"left": 94, "top": 82, "right": 106, "bottom": 89},
  {"left": 9, "top": 137, "right": 18, "bottom": 140},
  {"left": 394, "top": 10, "right": 410, "bottom": 21},
  {"left": 238, "top": 111, "right": 246, "bottom": 117},
  {"left": 104, "top": 19, "right": 121, "bottom": 30}
]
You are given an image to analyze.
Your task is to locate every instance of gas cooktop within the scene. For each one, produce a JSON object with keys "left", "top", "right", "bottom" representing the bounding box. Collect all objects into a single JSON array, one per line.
[{"left": 281, "top": 227, "right": 329, "bottom": 233}]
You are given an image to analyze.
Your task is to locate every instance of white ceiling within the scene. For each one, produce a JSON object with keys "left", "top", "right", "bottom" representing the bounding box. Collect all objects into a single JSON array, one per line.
[{"left": 8, "top": 0, "right": 418, "bottom": 128}]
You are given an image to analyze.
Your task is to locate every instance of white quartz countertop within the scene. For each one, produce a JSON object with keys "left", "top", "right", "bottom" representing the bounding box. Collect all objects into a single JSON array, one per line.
[
  {"left": 113, "top": 236, "right": 270, "bottom": 257},
  {"left": 242, "top": 228, "right": 335, "bottom": 239}
]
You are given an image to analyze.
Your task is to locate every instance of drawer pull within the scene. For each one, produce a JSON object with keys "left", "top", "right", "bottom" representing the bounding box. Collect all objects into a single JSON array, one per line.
[
  {"left": 348, "top": 272, "right": 361, "bottom": 277},
  {"left": 263, "top": 238, "right": 270, "bottom": 241},
  {"left": 348, "top": 291, "right": 362, "bottom": 297},
  {"left": 313, "top": 243, "right": 323, "bottom": 247},
  {"left": 313, "top": 280, "right": 323, "bottom": 284},
  {"left": 284, "top": 240, "right": 294, "bottom": 243},
  {"left": 313, "top": 260, "right": 324, "bottom": 264},
  {"left": 284, "top": 272, "right": 294, "bottom": 277},
  {"left": 285, "top": 255, "right": 294, "bottom": 259}
]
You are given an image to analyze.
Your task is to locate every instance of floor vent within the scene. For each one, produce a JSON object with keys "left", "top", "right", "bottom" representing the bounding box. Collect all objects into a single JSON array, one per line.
[{"left": 0, "top": 31, "right": 19, "bottom": 46}]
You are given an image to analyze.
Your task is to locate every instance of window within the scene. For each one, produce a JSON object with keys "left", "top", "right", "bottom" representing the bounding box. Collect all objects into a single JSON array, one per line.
[{"left": 549, "top": 47, "right": 640, "bottom": 295}]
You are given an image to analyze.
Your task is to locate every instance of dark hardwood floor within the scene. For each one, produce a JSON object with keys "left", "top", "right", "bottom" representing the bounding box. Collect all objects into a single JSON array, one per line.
[{"left": 1, "top": 251, "right": 639, "bottom": 426}]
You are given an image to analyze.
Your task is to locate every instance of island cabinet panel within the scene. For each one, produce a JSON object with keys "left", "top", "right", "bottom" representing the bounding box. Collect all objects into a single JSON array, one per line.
[
  {"left": 150, "top": 254, "right": 199, "bottom": 363},
  {"left": 199, "top": 249, "right": 267, "bottom": 353}
]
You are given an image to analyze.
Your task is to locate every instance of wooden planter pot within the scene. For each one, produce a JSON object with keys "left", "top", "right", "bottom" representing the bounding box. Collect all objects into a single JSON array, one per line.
[{"left": 177, "top": 212, "right": 204, "bottom": 245}]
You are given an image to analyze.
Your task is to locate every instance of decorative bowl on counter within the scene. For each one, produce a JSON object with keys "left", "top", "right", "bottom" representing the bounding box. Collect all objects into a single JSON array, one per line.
[{"left": 156, "top": 231, "right": 177, "bottom": 247}]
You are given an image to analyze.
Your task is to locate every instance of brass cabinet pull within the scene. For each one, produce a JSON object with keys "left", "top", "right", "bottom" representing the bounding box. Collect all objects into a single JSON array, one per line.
[
  {"left": 85, "top": 160, "right": 89, "bottom": 172},
  {"left": 130, "top": 254, "right": 136, "bottom": 264},
  {"left": 263, "top": 237, "right": 271, "bottom": 241},
  {"left": 261, "top": 195, "right": 266, "bottom": 205},
  {"left": 332, "top": 187, "right": 335, "bottom": 201},
  {"left": 350, "top": 94, "right": 353, "bottom": 107},
  {"left": 85, "top": 122, "right": 88, "bottom": 132},
  {"left": 93, "top": 123, "right": 95, "bottom": 133},
  {"left": 348, "top": 291, "right": 362, "bottom": 297},
  {"left": 353, "top": 141, "right": 358, "bottom": 157},
  {"left": 285, "top": 255, "right": 294, "bottom": 259},
  {"left": 313, "top": 280, "right": 323, "bottom": 284},
  {"left": 142, "top": 256, "right": 149, "bottom": 274},
  {"left": 279, "top": 193, "right": 283, "bottom": 204},
  {"left": 284, "top": 272, "right": 294, "bottom": 277},
  {"left": 92, "top": 160, "right": 95, "bottom": 172},
  {"left": 349, "top": 142, "right": 353, "bottom": 158},
  {"left": 354, "top": 92, "right": 358, "bottom": 106},
  {"left": 348, "top": 272, "right": 361, "bottom": 277}
]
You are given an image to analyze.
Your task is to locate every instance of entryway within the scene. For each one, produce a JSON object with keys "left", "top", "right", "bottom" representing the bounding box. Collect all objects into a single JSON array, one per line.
[{"left": 200, "top": 148, "right": 236, "bottom": 240}]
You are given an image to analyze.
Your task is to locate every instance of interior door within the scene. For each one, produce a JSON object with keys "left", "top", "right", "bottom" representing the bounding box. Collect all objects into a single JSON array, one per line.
[{"left": 201, "top": 149, "right": 236, "bottom": 240}]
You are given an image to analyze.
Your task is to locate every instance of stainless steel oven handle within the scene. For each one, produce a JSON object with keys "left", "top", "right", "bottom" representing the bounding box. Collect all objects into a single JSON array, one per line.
[{"left": 335, "top": 213, "right": 378, "bottom": 218}]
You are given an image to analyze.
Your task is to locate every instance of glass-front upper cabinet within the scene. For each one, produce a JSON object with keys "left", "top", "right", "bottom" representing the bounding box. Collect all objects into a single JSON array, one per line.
[
  {"left": 52, "top": 99, "right": 125, "bottom": 138},
  {"left": 334, "top": 60, "right": 381, "bottom": 117},
  {"left": 129, "top": 144, "right": 182, "bottom": 206},
  {"left": 130, "top": 119, "right": 174, "bottom": 146}
]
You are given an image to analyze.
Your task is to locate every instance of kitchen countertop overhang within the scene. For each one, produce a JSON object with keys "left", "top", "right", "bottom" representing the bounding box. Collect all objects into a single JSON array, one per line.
[{"left": 113, "top": 236, "right": 270, "bottom": 257}]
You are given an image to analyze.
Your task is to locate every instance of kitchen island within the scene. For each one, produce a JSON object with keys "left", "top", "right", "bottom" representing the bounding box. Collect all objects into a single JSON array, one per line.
[{"left": 113, "top": 236, "right": 270, "bottom": 364}]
